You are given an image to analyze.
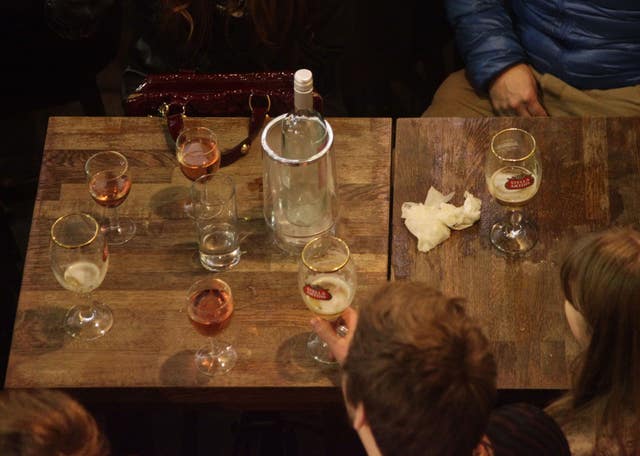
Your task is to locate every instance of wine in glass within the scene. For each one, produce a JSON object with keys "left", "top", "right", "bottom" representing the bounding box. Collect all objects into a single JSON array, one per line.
[
  {"left": 186, "top": 277, "right": 237, "bottom": 375},
  {"left": 50, "top": 213, "right": 113, "bottom": 340},
  {"left": 485, "top": 128, "right": 541, "bottom": 254},
  {"left": 298, "top": 235, "right": 357, "bottom": 364},
  {"left": 176, "top": 126, "right": 221, "bottom": 181},
  {"left": 85, "top": 150, "right": 136, "bottom": 245}
]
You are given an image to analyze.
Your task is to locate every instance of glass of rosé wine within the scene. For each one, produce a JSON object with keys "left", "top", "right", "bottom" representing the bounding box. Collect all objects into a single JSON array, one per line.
[
  {"left": 85, "top": 150, "right": 136, "bottom": 245},
  {"left": 298, "top": 236, "right": 357, "bottom": 364},
  {"left": 176, "top": 126, "right": 220, "bottom": 181},
  {"left": 50, "top": 213, "right": 112, "bottom": 340},
  {"left": 186, "top": 277, "right": 237, "bottom": 375},
  {"left": 485, "top": 128, "right": 541, "bottom": 255}
]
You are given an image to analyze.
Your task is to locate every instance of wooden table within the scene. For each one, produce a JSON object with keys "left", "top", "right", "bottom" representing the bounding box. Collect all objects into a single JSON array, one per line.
[
  {"left": 5, "top": 116, "right": 391, "bottom": 406},
  {"left": 392, "top": 117, "right": 640, "bottom": 390}
]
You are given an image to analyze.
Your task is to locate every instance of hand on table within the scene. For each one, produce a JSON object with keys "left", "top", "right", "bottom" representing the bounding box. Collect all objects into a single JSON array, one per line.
[
  {"left": 310, "top": 307, "right": 358, "bottom": 366},
  {"left": 488, "top": 64, "right": 548, "bottom": 117}
]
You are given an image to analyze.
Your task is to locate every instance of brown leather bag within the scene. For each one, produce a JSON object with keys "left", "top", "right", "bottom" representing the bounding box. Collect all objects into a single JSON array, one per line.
[{"left": 124, "top": 71, "right": 323, "bottom": 167}]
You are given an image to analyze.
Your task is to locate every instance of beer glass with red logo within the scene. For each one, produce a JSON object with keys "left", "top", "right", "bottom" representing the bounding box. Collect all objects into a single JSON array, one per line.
[
  {"left": 298, "top": 235, "right": 357, "bottom": 364},
  {"left": 485, "top": 128, "right": 541, "bottom": 254}
]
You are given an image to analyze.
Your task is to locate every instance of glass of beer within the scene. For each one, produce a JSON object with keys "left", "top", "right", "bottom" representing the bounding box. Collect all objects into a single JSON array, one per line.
[
  {"left": 485, "top": 128, "right": 541, "bottom": 254},
  {"left": 50, "top": 213, "right": 112, "bottom": 340},
  {"left": 298, "top": 235, "right": 357, "bottom": 364},
  {"left": 186, "top": 277, "right": 237, "bottom": 375},
  {"left": 85, "top": 150, "right": 136, "bottom": 245}
]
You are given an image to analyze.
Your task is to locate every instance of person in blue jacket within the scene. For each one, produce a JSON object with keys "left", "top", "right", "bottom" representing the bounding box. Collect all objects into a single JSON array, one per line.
[{"left": 424, "top": 0, "right": 640, "bottom": 117}]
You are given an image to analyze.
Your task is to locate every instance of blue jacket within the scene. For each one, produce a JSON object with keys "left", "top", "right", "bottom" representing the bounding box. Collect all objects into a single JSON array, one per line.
[{"left": 446, "top": 0, "right": 640, "bottom": 92}]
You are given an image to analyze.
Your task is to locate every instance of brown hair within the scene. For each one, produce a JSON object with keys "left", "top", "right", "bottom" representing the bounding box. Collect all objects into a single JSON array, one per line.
[
  {"left": 343, "top": 282, "right": 497, "bottom": 456},
  {"left": 0, "top": 389, "right": 108, "bottom": 456},
  {"left": 552, "top": 227, "right": 640, "bottom": 453},
  {"left": 161, "top": 0, "right": 307, "bottom": 50}
]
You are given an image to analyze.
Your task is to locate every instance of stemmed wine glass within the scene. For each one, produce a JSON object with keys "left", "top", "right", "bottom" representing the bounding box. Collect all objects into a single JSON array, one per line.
[
  {"left": 85, "top": 150, "right": 136, "bottom": 245},
  {"left": 186, "top": 277, "right": 237, "bottom": 375},
  {"left": 176, "top": 126, "right": 220, "bottom": 181},
  {"left": 298, "top": 235, "right": 357, "bottom": 364},
  {"left": 485, "top": 128, "right": 541, "bottom": 254},
  {"left": 50, "top": 213, "right": 113, "bottom": 340},
  {"left": 176, "top": 126, "right": 220, "bottom": 217}
]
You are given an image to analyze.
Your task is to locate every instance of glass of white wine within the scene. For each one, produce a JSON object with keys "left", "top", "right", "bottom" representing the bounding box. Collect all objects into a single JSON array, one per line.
[
  {"left": 485, "top": 128, "right": 541, "bottom": 254},
  {"left": 298, "top": 235, "right": 356, "bottom": 364},
  {"left": 50, "top": 213, "right": 112, "bottom": 340}
]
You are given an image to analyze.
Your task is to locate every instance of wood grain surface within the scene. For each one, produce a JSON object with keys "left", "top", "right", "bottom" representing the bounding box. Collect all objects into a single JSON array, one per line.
[
  {"left": 392, "top": 117, "right": 640, "bottom": 390},
  {"left": 5, "top": 116, "right": 391, "bottom": 406}
]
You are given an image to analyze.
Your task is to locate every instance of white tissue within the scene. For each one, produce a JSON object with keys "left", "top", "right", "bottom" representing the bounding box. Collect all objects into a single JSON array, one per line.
[{"left": 401, "top": 187, "right": 482, "bottom": 252}]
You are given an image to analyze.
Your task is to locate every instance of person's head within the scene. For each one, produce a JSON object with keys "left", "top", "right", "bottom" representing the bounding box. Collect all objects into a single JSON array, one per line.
[
  {"left": 560, "top": 227, "right": 640, "bottom": 417},
  {"left": 0, "top": 389, "right": 108, "bottom": 456},
  {"left": 342, "top": 282, "right": 497, "bottom": 456}
]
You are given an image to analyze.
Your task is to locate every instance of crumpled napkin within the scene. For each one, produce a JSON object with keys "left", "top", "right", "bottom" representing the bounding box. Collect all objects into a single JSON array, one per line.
[{"left": 401, "top": 186, "right": 482, "bottom": 252}]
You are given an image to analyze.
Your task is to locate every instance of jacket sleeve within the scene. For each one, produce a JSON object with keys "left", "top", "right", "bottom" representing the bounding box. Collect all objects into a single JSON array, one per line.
[{"left": 446, "top": 0, "right": 527, "bottom": 92}]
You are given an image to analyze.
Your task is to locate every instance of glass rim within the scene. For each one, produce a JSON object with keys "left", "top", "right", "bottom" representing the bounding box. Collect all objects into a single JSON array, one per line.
[
  {"left": 85, "top": 150, "right": 129, "bottom": 178},
  {"left": 186, "top": 277, "right": 233, "bottom": 323},
  {"left": 301, "top": 235, "right": 351, "bottom": 273},
  {"left": 176, "top": 126, "right": 218, "bottom": 144},
  {"left": 490, "top": 128, "right": 537, "bottom": 162},
  {"left": 51, "top": 213, "right": 100, "bottom": 249},
  {"left": 260, "top": 113, "right": 334, "bottom": 167}
]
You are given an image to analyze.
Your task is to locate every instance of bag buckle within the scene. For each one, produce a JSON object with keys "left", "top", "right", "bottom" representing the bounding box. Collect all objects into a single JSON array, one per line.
[
  {"left": 158, "top": 102, "right": 186, "bottom": 119},
  {"left": 248, "top": 93, "right": 271, "bottom": 114}
]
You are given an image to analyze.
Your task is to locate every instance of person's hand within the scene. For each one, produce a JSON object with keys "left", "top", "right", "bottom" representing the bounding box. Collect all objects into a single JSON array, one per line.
[
  {"left": 488, "top": 64, "right": 548, "bottom": 117},
  {"left": 310, "top": 307, "right": 358, "bottom": 366}
]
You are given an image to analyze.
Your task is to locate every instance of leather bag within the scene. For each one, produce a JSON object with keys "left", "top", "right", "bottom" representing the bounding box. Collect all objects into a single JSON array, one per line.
[{"left": 124, "top": 71, "right": 323, "bottom": 167}]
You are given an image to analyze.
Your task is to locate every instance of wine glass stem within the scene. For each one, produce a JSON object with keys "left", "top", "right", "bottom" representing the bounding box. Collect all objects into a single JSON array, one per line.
[
  {"left": 79, "top": 293, "right": 96, "bottom": 320},
  {"left": 110, "top": 207, "right": 122, "bottom": 233},
  {"left": 508, "top": 210, "right": 523, "bottom": 232}
]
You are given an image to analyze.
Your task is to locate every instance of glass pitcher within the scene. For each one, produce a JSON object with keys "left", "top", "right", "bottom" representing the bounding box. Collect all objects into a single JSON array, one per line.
[{"left": 261, "top": 113, "right": 338, "bottom": 253}]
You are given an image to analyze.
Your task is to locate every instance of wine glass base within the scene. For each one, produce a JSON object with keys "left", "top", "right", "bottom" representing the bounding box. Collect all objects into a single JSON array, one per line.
[
  {"left": 306, "top": 332, "right": 338, "bottom": 365},
  {"left": 195, "top": 341, "right": 237, "bottom": 376},
  {"left": 104, "top": 217, "right": 136, "bottom": 245},
  {"left": 64, "top": 303, "right": 113, "bottom": 340},
  {"left": 490, "top": 219, "right": 538, "bottom": 255}
]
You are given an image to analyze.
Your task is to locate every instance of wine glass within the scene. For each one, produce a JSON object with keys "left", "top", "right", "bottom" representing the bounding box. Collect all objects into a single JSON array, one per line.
[
  {"left": 85, "top": 150, "right": 136, "bottom": 245},
  {"left": 176, "top": 127, "right": 220, "bottom": 217},
  {"left": 50, "top": 213, "right": 112, "bottom": 340},
  {"left": 298, "top": 235, "right": 357, "bottom": 364},
  {"left": 186, "top": 277, "right": 237, "bottom": 375},
  {"left": 485, "top": 128, "right": 541, "bottom": 254},
  {"left": 176, "top": 126, "right": 220, "bottom": 181}
]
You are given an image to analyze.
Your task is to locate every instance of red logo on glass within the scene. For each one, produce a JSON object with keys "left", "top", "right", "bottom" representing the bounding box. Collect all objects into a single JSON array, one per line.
[
  {"left": 505, "top": 174, "right": 534, "bottom": 190},
  {"left": 303, "top": 284, "right": 332, "bottom": 300}
]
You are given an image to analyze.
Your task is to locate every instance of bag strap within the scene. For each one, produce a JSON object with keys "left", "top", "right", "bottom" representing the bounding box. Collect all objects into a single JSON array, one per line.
[{"left": 159, "top": 93, "right": 272, "bottom": 167}]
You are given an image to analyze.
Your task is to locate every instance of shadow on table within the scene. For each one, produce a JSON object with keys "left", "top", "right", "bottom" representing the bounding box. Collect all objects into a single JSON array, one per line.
[
  {"left": 149, "top": 185, "right": 192, "bottom": 220},
  {"left": 160, "top": 349, "right": 212, "bottom": 386},
  {"left": 13, "top": 306, "right": 67, "bottom": 354},
  {"left": 276, "top": 332, "right": 341, "bottom": 386}
]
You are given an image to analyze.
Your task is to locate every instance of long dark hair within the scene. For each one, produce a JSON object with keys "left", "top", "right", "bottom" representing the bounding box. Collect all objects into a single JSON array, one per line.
[{"left": 550, "top": 227, "right": 640, "bottom": 454}]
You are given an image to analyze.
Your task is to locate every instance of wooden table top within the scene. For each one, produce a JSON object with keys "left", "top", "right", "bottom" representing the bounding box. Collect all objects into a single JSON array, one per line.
[
  {"left": 5, "top": 116, "right": 391, "bottom": 406},
  {"left": 392, "top": 117, "right": 640, "bottom": 390}
]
